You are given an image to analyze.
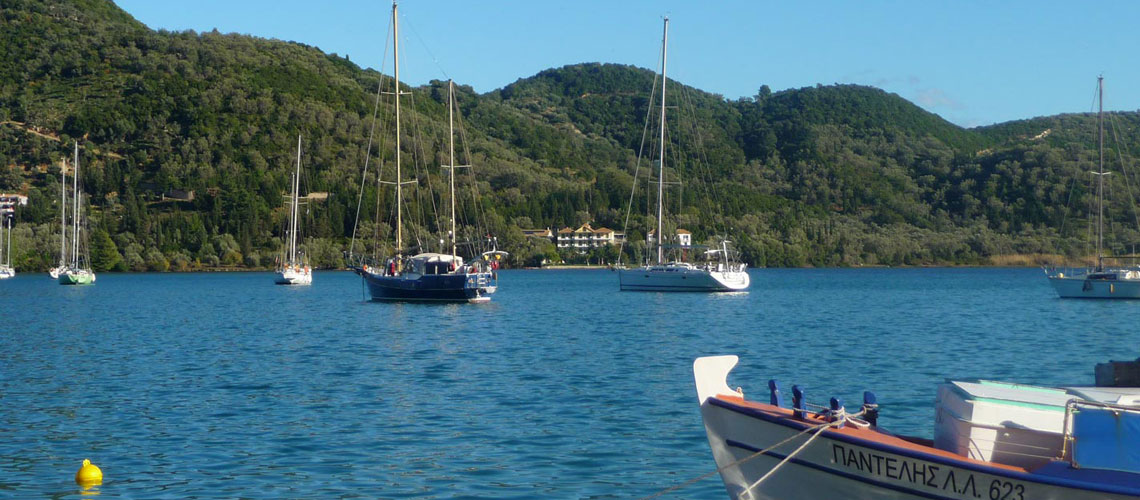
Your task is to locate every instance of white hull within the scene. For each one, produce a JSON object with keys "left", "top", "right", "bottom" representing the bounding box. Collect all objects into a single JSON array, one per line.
[
  {"left": 0, "top": 266, "right": 13, "bottom": 279},
  {"left": 618, "top": 265, "right": 749, "bottom": 292},
  {"left": 702, "top": 400, "right": 1137, "bottom": 500},
  {"left": 275, "top": 266, "right": 312, "bottom": 285},
  {"left": 695, "top": 356, "right": 1140, "bottom": 500},
  {"left": 1047, "top": 275, "right": 1140, "bottom": 299}
]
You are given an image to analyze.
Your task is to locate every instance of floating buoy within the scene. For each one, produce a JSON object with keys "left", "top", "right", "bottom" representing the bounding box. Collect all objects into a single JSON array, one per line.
[{"left": 75, "top": 459, "right": 102, "bottom": 486}]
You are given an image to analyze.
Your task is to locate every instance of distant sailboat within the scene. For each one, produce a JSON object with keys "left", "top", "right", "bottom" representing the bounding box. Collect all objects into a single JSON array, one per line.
[
  {"left": 1045, "top": 76, "right": 1140, "bottom": 298},
  {"left": 353, "top": 2, "right": 505, "bottom": 302},
  {"left": 0, "top": 211, "right": 13, "bottom": 279},
  {"left": 58, "top": 142, "right": 95, "bottom": 285},
  {"left": 49, "top": 157, "right": 67, "bottom": 279},
  {"left": 275, "top": 135, "right": 313, "bottom": 285},
  {"left": 617, "top": 18, "right": 749, "bottom": 292}
]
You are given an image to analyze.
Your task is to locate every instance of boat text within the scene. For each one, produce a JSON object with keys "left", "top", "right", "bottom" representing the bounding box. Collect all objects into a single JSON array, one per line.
[{"left": 831, "top": 444, "right": 1026, "bottom": 499}]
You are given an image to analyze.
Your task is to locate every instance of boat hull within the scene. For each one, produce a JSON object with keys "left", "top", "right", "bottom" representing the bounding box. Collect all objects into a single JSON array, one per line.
[
  {"left": 359, "top": 270, "right": 495, "bottom": 303},
  {"left": 275, "top": 267, "right": 312, "bottom": 285},
  {"left": 702, "top": 396, "right": 1140, "bottom": 500},
  {"left": 1047, "top": 275, "right": 1140, "bottom": 299},
  {"left": 58, "top": 270, "right": 95, "bottom": 285},
  {"left": 618, "top": 266, "right": 749, "bottom": 292},
  {"left": 0, "top": 267, "right": 13, "bottom": 279},
  {"left": 694, "top": 356, "right": 1140, "bottom": 500}
]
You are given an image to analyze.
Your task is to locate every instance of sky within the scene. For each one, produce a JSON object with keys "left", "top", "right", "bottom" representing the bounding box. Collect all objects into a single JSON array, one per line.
[{"left": 113, "top": 0, "right": 1140, "bottom": 128}]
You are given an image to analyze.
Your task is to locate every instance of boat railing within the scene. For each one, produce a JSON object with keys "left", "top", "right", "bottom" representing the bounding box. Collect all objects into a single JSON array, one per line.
[{"left": 1060, "top": 399, "right": 1140, "bottom": 467}]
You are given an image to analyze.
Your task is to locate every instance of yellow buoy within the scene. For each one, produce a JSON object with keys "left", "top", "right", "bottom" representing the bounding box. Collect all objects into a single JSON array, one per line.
[{"left": 75, "top": 459, "right": 103, "bottom": 486}]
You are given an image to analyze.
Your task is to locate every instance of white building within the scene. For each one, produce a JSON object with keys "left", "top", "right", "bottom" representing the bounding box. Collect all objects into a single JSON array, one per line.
[
  {"left": 647, "top": 228, "right": 692, "bottom": 247},
  {"left": 553, "top": 223, "right": 624, "bottom": 252}
]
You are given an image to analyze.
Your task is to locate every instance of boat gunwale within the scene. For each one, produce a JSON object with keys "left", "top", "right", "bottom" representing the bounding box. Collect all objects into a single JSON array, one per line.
[{"left": 707, "top": 395, "right": 1140, "bottom": 496}]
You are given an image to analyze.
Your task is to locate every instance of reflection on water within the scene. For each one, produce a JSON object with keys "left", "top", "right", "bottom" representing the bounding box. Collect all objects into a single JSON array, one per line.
[{"left": 0, "top": 268, "right": 1135, "bottom": 498}]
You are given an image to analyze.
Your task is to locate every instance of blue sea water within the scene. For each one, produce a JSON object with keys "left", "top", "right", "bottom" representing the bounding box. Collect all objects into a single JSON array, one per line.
[{"left": 1, "top": 268, "right": 1138, "bottom": 498}]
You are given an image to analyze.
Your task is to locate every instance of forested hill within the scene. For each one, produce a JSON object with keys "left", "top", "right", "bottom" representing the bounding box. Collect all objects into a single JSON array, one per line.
[{"left": 0, "top": 0, "right": 1136, "bottom": 271}]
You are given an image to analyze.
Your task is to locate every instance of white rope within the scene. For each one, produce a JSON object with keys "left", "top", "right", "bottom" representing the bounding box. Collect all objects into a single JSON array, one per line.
[
  {"left": 640, "top": 411, "right": 857, "bottom": 500},
  {"left": 739, "top": 415, "right": 848, "bottom": 499},
  {"left": 640, "top": 405, "right": 872, "bottom": 499}
]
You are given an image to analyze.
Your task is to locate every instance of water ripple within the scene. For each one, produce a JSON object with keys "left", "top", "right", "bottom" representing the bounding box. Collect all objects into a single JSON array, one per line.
[{"left": 1, "top": 268, "right": 1136, "bottom": 497}]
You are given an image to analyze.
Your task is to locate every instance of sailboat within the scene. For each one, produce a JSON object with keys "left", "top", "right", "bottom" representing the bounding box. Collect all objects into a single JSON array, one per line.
[
  {"left": 617, "top": 18, "right": 750, "bottom": 292},
  {"left": 353, "top": 2, "right": 505, "bottom": 303},
  {"left": 49, "top": 157, "right": 68, "bottom": 279},
  {"left": 0, "top": 211, "right": 13, "bottom": 279},
  {"left": 1045, "top": 76, "right": 1140, "bottom": 298},
  {"left": 275, "top": 135, "right": 312, "bottom": 285},
  {"left": 58, "top": 142, "right": 95, "bottom": 285}
]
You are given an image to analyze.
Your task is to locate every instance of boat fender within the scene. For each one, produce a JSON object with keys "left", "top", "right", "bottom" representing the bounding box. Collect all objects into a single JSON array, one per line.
[
  {"left": 75, "top": 459, "right": 102, "bottom": 486},
  {"left": 1083, "top": 279, "right": 1093, "bottom": 292}
]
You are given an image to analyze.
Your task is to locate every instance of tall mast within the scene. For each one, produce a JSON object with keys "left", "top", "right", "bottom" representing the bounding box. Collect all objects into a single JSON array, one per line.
[
  {"left": 393, "top": 1, "right": 403, "bottom": 258},
  {"left": 448, "top": 80, "right": 457, "bottom": 257},
  {"left": 72, "top": 141, "right": 80, "bottom": 268},
  {"left": 60, "top": 158, "right": 67, "bottom": 267},
  {"left": 5, "top": 217, "right": 9, "bottom": 268},
  {"left": 656, "top": 17, "right": 669, "bottom": 265},
  {"left": 290, "top": 135, "right": 302, "bottom": 264},
  {"left": 1097, "top": 76, "right": 1105, "bottom": 270}
]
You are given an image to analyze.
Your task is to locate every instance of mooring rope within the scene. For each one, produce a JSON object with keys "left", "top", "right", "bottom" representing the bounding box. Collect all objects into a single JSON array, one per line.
[{"left": 640, "top": 408, "right": 869, "bottom": 500}]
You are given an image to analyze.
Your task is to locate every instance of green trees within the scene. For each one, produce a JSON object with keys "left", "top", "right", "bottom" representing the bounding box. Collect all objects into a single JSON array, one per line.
[
  {"left": 89, "top": 228, "right": 121, "bottom": 271},
  {"left": 0, "top": 0, "right": 1134, "bottom": 270}
]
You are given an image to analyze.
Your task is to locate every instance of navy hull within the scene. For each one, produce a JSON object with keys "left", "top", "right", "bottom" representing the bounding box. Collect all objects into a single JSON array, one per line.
[{"left": 359, "top": 270, "right": 495, "bottom": 302}]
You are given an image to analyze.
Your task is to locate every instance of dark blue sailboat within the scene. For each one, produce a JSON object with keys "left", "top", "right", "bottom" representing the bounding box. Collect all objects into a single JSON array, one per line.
[
  {"left": 353, "top": 4, "right": 505, "bottom": 303},
  {"left": 358, "top": 251, "right": 503, "bottom": 303}
]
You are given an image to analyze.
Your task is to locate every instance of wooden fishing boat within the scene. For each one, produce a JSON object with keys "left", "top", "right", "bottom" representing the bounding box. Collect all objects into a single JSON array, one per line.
[{"left": 695, "top": 355, "right": 1140, "bottom": 499}]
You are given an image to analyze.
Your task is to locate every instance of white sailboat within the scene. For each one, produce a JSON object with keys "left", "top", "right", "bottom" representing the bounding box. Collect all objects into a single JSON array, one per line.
[
  {"left": 1045, "top": 77, "right": 1140, "bottom": 298},
  {"left": 617, "top": 18, "right": 749, "bottom": 292},
  {"left": 59, "top": 142, "right": 95, "bottom": 285},
  {"left": 49, "top": 157, "right": 68, "bottom": 279},
  {"left": 275, "top": 135, "right": 312, "bottom": 285},
  {"left": 0, "top": 211, "right": 13, "bottom": 279}
]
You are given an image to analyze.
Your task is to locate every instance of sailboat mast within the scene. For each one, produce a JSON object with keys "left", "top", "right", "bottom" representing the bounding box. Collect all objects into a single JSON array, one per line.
[
  {"left": 448, "top": 79, "right": 457, "bottom": 257},
  {"left": 291, "top": 135, "right": 302, "bottom": 264},
  {"left": 72, "top": 142, "right": 80, "bottom": 268},
  {"left": 1097, "top": 76, "right": 1105, "bottom": 270},
  {"left": 656, "top": 17, "right": 669, "bottom": 266},
  {"left": 60, "top": 159, "right": 67, "bottom": 267},
  {"left": 393, "top": 1, "right": 403, "bottom": 258}
]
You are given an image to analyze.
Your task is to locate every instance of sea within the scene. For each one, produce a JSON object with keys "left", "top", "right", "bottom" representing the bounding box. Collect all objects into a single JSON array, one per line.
[{"left": 1, "top": 267, "right": 1136, "bottom": 498}]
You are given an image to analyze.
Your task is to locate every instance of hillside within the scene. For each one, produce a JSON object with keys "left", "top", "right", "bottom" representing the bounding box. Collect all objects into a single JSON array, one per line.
[{"left": 1, "top": 0, "right": 1137, "bottom": 270}]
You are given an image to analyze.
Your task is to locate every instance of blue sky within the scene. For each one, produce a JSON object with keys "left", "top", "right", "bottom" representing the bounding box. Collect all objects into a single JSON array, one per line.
[{"left": 114, "top": 0, "right": 1140, "bottom": 128}]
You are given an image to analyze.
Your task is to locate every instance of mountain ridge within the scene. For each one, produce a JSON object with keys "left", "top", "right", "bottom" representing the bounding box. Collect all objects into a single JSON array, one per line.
[{"left": 0, "top": 0, "right": 1136, "bottom": 271}]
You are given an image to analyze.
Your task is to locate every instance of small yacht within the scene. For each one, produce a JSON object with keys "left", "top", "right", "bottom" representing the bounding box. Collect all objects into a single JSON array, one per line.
[
  {"left": 58, "top": 142, "right": 94, "bottom": 285},
  {"left": 617, "top": 17, "right": 748, "bottom": 292},
  {"left": 275, "top": 135, "right": 312, "bottom": 285},
  {"left": 352, "top": 5, "right": 503, "bottom": 303},
  {"left": 1046, "top": 77, "right": 1140, "bottom": 298},
  {"left": 0, "top": 212, "right": 13, "bottom": 279}
]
